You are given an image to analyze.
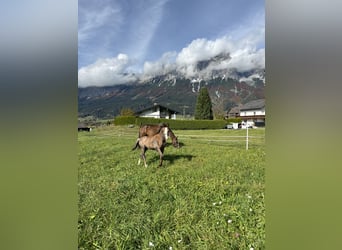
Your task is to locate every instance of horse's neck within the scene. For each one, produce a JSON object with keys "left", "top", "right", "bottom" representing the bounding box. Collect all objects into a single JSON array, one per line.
[
  {"left": 163, "top": 127, "right": 169, "bottom": 140},
  {"left": 168, "top": 129, "right": 175, "bottom": 139}
]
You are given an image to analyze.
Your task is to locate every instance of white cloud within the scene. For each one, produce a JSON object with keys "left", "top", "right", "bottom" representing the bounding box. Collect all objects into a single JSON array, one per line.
[
  {"left": 78, "top": 34, "right": 265, "bottom": 87},
  {"left": 128, "top": 0, "right": 169, "bottom": 60},
  {"left": 143, "top": 51, "right": 177, "bottom": 77},
  {"left": 78, "top": 4, "right": 122, "bottom": 44},
  {"left": 228, "top": 47, "right": 265, "bottom": 71},
  {"left": 176, "top": 37, "right": 233, "bottom": 65},
  {"left": 174, "top": 35, "right": 264, "bottom": 79},
  {"left": 239, "top": 72, "right": 265, "bottom": 85},
  {"left": 78, "top": 54, "right": 138, "bottom": 87}
]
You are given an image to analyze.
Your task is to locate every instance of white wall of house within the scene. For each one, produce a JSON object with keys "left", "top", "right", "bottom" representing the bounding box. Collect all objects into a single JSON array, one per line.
[
  {"left": 140, "top": 109, "right": 160, "bottom": 118},
  {"left": 138, "top": 109, "right": 177, "bottom": 119},
  {"left": 240, "top": 108, "right": 265, "bottom": 117}
]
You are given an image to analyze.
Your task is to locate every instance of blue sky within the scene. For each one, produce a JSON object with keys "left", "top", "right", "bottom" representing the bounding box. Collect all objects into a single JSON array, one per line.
[{"left": 78, "top": 0, "right": 264, "bottom": 87}]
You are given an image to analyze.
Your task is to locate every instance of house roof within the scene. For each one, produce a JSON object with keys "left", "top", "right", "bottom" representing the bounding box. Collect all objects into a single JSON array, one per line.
[
  {"left": 78, "top": 122, "right": 89, "bottom": 128},
  {"left": 240, "top": 99, "right": 265, "bottom": 111},
  {"left": 227, "top": 105, "right": 242, "bottom": 114},
  {"left": 135, "top": 104, "right": 180, "bottom": 115}
]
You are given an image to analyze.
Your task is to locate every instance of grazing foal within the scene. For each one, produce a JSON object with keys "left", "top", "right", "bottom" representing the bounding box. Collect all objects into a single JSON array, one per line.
[
  {"left": 139, "top": 123, "right": 179, "bottom": 148},
  {"left": 132, "top": 126, "right": 169, "bottom": 167}
]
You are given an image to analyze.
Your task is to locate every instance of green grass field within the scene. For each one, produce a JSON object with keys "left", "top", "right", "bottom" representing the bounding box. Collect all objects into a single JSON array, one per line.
[{"left": 78, "top": 126, "right": 265, "bottom": 249}]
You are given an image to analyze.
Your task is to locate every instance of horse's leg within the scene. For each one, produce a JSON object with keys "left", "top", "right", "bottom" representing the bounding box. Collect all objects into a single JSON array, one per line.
[
  {"left": 132, "top": 138, "right": 140, "bottom": 151},
  {"left": 156, "top": 147, "right": 164, "bottom": 167},
  {"left": 142, "top": 147, "right": 148, "bottom": 167},
  {"left": 138, "top": 148, "right": 142, "bottom": 165},
  {"left": 138, "top": 146, "right": 145, "bottom": 166}
]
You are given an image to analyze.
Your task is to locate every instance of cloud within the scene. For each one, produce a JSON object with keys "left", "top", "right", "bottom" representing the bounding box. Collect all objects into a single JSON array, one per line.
[
  {"left": 143, "top": 51, "right": 177, "bottom": 77},
  {"left": 142, "top": 35, "right": 264, "bottom": 80},
  {"left": 78, "top": 32, "right": 265, "bottom": 87},
  {"left": 78, "top": 0, "right": 170, "bottom": 68},
  {"left": 176, "top": 38, "right": 233, "bottom": 65},
  {"left": 78, "top": 5, "right": 122, "bottom": 43},
  {"left": 78, "top": 1, "right": 123, "bottom": 67},
  {"left": 127, "top": 0, "right": 169, "bottom": 60},
  {"left": 227, "top": 47, "right": 265, "bottom": 71},
  {"left": 78, "top": 54, "right": 138, "bottom": 87}
]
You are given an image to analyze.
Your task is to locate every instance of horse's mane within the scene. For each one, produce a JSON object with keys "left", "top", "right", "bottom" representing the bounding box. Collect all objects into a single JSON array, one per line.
[{"left": 167, "top": 127, "right": 175, "bottom": 138}]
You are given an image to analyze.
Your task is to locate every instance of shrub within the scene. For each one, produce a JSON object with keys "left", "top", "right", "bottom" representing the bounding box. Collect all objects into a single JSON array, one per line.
[
  {"left": 113, "top": 116, "right": 136, "bottom": 125},
  {"left": 114, "top": 116, "right": 228, "bottom": 130},
  {"left": 227, "top": 118, "right": 242, "bottom": 123}
]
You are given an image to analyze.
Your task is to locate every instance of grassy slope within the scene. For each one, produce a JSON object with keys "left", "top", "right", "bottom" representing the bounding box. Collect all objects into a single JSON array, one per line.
[{"left": 78, "top": 126, "right": 265, "bottom": 249}]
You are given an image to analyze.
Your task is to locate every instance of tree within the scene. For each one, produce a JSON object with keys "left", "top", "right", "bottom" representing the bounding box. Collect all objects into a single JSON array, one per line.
[
  {"left": 119, "top": 107, "right": 135, "bottom": 116},
  {"left": 194, "top": 87, "right": 213, "bottom": 120}
]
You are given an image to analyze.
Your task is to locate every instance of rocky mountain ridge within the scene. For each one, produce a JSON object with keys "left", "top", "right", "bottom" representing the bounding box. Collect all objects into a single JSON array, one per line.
[
  {"left": 78, "top": 51, "right": 265, "bottom": 119},
  {"left": 78, "top": 69, "right": 265, "bottom": 119}
]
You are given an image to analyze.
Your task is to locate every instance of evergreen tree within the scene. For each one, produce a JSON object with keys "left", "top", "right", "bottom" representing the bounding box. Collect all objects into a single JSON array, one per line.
[{"left": 194, "top": 87, "right": 213, "bottom": 120}]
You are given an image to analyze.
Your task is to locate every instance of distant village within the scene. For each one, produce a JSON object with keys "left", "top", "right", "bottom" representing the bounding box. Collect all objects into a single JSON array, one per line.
[{"left": 79, "top": 99, "right": 265, "bottom": 131}]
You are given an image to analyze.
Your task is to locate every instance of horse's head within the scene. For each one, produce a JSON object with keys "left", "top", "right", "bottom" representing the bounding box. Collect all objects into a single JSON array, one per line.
[
  {"left": 159, "top": 122, "right": 169, "bottom": 128},
  {"left": 167, "top": 128, "right": 179, "bottom": 148},
  {"left": 171, "top": 136, "right": 180, "bottom": 148}
]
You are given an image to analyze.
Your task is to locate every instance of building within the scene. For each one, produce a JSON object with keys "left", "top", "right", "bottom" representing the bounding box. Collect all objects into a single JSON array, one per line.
[
  {"left": 226, "top": 105, "right": 242, "bottom": 119},
  {"left": 135, "top": 103, "right": 179, "bottom": 119},
  {"left": 226, "top": 99, "right": 265, "bottom": 127},
  {"left": 239, "top": 99, "right": 265, "bottom": 127},
  {"left": 78, "top": 123, "right": 92, "bottom": 132}
]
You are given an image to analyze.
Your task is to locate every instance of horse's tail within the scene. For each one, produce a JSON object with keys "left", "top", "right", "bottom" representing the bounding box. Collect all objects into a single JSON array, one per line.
[{"left": 132, "top": 138, "right": 140, "bottom": 151}]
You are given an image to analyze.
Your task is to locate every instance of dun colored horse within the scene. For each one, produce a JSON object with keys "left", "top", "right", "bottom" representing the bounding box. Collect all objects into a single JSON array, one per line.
[
  {"left": 138, "top": 123, "right": 179, "bottom": 148},
  {"left": 132, "top": 126, "right": 169, "bottom": 167},
  {"left": 138, "top": 123, "right": 168, "bottom": 137}
]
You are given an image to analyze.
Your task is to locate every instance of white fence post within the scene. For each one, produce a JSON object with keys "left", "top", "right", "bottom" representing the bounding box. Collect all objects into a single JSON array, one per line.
[{"left": 246, "top": 124, "right": 249, "bottom": 150}]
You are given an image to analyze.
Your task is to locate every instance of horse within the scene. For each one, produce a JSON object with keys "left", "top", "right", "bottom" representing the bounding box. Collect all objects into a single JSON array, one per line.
[
  {"left": 139, "top": 123, "right": 179, "bottom": 148},
  {"left": 138, "top": 123, "right": 168, "bottom": 137},
  {"left": 132, "top": 126, "right": 169, "bottom": 167}
]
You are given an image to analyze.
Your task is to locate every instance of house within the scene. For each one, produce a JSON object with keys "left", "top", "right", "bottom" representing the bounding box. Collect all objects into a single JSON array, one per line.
[
  {"left": 226, "top": 99, "right": 265, "bottom": 127},
  {"left": 225, "top": 105, "right": 242, "bottom": 119},
  {"left": 239, "top": 99, "right": 265, "bottom": 127},
  {"left": 78, "top": 123, "right": 92, "bottom": 132},
  {"left": 135, "top": 103, "right": 179, "bottom": 119}
]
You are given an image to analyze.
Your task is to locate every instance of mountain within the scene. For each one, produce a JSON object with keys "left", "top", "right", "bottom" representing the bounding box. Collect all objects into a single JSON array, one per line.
[{"left": 78, "top": 53, "right": 265, "bottom": 119}]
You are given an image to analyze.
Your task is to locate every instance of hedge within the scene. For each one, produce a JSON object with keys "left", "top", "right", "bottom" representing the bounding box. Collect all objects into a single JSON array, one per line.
[
  {"left": 114, "top": 116, "right": 231, "bottom": 130},
  {"left": 113, "top": 116, "right": 136, "bottom": 125},
  {"left": 226, "top": 117, "right": 242, "bottom": 123}
]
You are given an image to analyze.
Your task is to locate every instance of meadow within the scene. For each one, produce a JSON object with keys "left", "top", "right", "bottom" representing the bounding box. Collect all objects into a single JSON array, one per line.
[{"left": 78, "top": 125, "right": 265, "bottom": 249}]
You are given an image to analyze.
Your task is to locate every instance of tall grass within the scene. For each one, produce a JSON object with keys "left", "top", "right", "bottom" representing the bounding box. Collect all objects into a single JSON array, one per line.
[{"left": 78, "top": 126, "right": 265, "bottom": 249}]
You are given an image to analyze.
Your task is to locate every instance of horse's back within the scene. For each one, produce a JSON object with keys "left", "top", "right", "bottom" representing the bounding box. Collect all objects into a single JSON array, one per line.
[{"left": 139, "top": 123, "right": 166, "bottom": 137}]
